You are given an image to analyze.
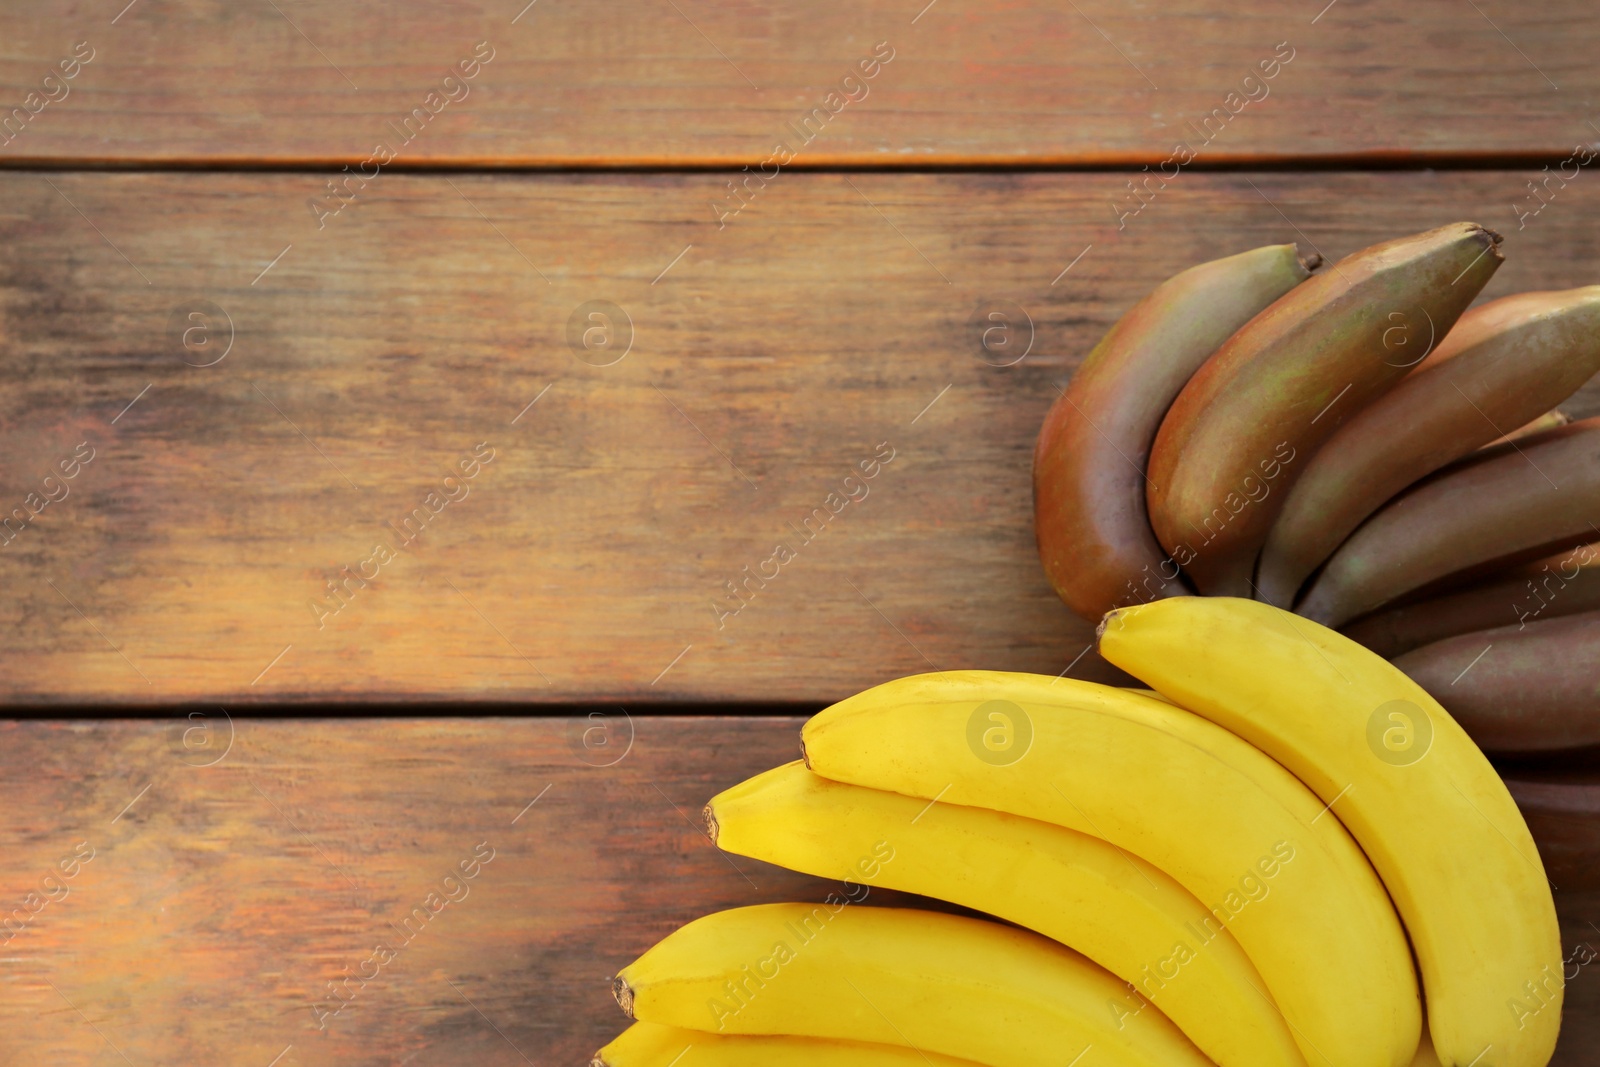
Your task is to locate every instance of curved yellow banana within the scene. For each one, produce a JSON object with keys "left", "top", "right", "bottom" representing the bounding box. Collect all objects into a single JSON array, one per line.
[
  {"left": 614, "top": 903, "right": 1209, "bottom": 1067},
  {"left": 708, "top": 761, "right": 1303, "bottom": 1067},
  {"left": 594, "top": 1005, "right": 1456, "bottom": 1067},
  {"left": 594, "top": 1021, "right": 989, "bottom": 1066},
  {"left": 801, "top": 672, "right": 1419, "bottom": 1067},
  {"left": 1098, "top": 596, "right": 1562, "bottom": 1067}
]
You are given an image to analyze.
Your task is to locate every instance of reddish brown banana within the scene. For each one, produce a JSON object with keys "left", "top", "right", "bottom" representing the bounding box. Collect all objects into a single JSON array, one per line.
[
  {"left": 1256, "top": 287, "right": 1600, "bottom": 606},
  {"left": 1033, "top": 244, "right": 1316, "bottom": 623},
  {"left": 1147, "top": 222, "right": 1503, "bottom": 596},
  {"left": 1342, "top": 541, "right": 1600, "bottom": 658},
  {"left": 1298, "top": 417, "right": 1600, "bottom": 628},
  {"left": 1504, "top": 772, "right": 1600, "bottom": 891},
  {"left": 1392, "top": 611, "right": 1600, "bottom": 753}
]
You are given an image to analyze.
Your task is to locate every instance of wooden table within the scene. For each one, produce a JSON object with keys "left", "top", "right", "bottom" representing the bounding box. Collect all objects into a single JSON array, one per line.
[{"left": 3, "top": 1, "right": 1598, "bottom": 1062}]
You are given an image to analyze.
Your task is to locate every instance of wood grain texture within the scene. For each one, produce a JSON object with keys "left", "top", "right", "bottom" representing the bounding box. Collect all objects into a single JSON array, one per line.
[
  {"left": 0, "top": 0, "right": 1598, "bottom": 166},
  {"left": 7, "top": 1, "right": 1597, "bottom": 1055},
  {"left": 0, "top": 716, "right": 1594, "bottom": 1066},
  {"left": 5, "top": 170, "right": 1600, "bottom": 704}
]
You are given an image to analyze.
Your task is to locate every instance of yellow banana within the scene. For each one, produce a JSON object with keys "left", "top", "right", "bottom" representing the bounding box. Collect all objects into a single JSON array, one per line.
[
  {"left": 801, "top": 671, "right": 1419, "bottom": 1067},
  {"left": 707, "top": 761, "right": 1303, "bottom": 1067},
  {"left": 593, "top": 1021, "right": 988, "bottom": 1067},
  {"left": 1098, "top": 596, "right": 1562, "bottom": 1067},
  {"left": 597, "top": 972, "right": 1457, "bottom": 1067},
  {"left": 613, "top": 903, "right": 1210, "bottom": 1067}
]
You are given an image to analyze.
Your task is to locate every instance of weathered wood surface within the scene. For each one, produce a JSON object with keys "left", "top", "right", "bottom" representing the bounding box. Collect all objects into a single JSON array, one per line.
[
  {"left": 3, "top": 170, "right": 1600, "bottom": 704},
  {"left": 0, "top": 716, "right": 1594, "bottom": 1066},
  {"left": 6, "top": 0, "right": 1597, "bottom": 1057},
  {"left": 0, "top": 0, "right": 1598, "bottom": 166}
]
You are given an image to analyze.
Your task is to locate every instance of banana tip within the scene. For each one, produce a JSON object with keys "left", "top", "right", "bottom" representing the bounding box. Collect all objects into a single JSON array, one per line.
[
  {"left": 702, "top": 803, "right": 720, "bottom": 843},
  {"left": 799, "top": 737, "right": 811, "bottom": 770},
  {"left": 1095, "top": 609, "right": 1121, "bottom": 643},
  {"left": 1301, "top": 250, "right": 1323, "bottom": 273},
  {"left": 588, "top": 1056, "right": 609, "bottom": 1067},
  {"left": 1475, "top": 223, "right": 1506, "bottom": 257},
  {"left": 612, "top": 975, "right": 635, "bottom": 1017}
]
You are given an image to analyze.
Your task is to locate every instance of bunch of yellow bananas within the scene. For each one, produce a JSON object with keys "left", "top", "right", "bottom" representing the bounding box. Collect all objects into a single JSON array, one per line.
[{"left": 594, "top": 597, "right": 1561, "bottom": 1067}]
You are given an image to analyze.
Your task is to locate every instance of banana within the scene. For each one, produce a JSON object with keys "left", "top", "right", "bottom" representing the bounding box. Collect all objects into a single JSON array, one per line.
[
  {"left": 1098, "top": 595, "right": 1563, "bottom": 1067},
  {"left": 800, "top": 671, "right": 1419, "bottom": 1067},
  {"left": 1392, "top": 610, "right": 1600, "bottom": 752},
  {"left": 1146, "top": 222, "right": 1502, "bottom": 596},
  {"left": 1342, "top": 541, "right": 1600, "bottom": 658},
  {"left": 707, "top": 761, "right": 1305, "bottom": 1066},
  {"left": 612, "top": 902, "right": 1210, "bottom": 1067},
  {"left": 1298, "top": 416, "right": 1600, "bottom": 628},
  {"left": 1034, "top": 243, "right": 1317, "bottom": 621},
  {"left": 1505, "top": 771, "right": 1600, "bottom": 892},
  {"left": 1256, "top": 287, "right": 1600, "bottom": 607},
  {"left": 593, "top": 1021, "right": 987, "bottom": 1067}
]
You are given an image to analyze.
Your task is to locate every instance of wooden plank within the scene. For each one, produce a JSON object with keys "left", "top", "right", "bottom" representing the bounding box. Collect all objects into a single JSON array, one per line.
[
  {"left": 0, "top": 717, "right": 1593, "bottom": 1066},
  {"left": 0, "top": 716, "right": 817, "bottom": 1067},
  {"left": 0, "top": 0, "right": 1598, "bottom": 165},
  {"left": 3, "top": 170, "right": 1600, "bottom": 705}
]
